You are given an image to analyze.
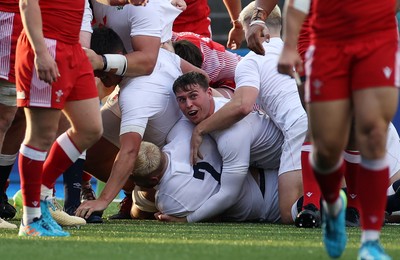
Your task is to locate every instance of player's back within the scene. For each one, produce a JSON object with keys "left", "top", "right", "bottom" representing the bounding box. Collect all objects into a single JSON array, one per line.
[
  {"left": 236, "top": 39, "right": 306, "bottom": 132},
  {"left": 311, "top": 0, "right": 397, "bottom": 42},
  {"left": 156, "top": 119, "right": 222, "bottom": 217}
]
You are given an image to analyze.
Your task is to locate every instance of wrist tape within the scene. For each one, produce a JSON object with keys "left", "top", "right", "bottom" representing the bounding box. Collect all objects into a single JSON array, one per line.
[{"left": 102, "top": 54, "right": 127, "bottom": 76}]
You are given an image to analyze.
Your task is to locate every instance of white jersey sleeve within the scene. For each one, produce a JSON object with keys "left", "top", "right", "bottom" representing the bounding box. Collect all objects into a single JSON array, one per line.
[
  {"left": 235, "top": 56, "right": 261, "bottom": 92},
  {"left": 81, "top": 0, "right": 93, "bottom": 33}
]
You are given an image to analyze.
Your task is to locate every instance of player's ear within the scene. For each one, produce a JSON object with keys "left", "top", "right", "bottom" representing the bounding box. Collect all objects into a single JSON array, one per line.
[{"left": 150, "top": 176, "right": 160, "bottom": 186}]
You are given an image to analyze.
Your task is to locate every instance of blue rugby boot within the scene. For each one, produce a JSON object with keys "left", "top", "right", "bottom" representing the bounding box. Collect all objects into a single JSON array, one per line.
[
  {"left": 322, "top": 189, "right": 347, "bottom": 258},
  {"left": 357, "top": 240, "right": 391, "bottom": 260},
  {"left": 18, "top": 216, "right": 69, "bottom": 237},
  {"left": 40, "top": 199, "right": 70, "bottom": 236}
]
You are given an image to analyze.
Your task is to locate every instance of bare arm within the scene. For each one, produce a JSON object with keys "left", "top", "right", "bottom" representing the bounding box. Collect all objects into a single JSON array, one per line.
[
  {"left": 19, "top": 0, "right": 59, "bottom": 84},
  {"left": 190, "top": 87, "right": 258, "bottom": 164},
  {"left": 277, "top": 2, "right": 308, "bottom": 77},
  {"left": 87, "top": 35, "right": 160, "bottom": 77},
  {"left": 223, "top": 0, "right": 244, "bottom": 50},
  {"left": 246, "top": 0, "right": 278, "bottom": 55},
  {"left": 79, "top": 31, "right": 92, "bottom": 49},
  {"left": 76, "top": 132, "right": 142, "bottom": 218}
]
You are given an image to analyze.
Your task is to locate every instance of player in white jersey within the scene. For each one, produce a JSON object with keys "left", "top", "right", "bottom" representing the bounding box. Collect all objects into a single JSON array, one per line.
[
  {"left": 188, "top": 4, "right": 306, "bottom": 224},
  {"left": 152, "top": 71, "right": 285, "bottom": 223},
  {"left": 75, "top": 4, "right": 209, "bottom": 219},
  {"left": 131, "top": 118, "right": 281, "bottom": 223}
]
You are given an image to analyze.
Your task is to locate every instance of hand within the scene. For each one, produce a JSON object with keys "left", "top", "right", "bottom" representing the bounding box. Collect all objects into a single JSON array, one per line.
[
  {"left": 226, "top": 27, "right": 244, "bottom": 50},
  {"left": 154, "top": 212, "right": 188, "bottom": 222},
  {"left": 170, "top": 0, "right": 187, "bottom": 11},
  {"left": 34, "top": 50, "right": 60, "bottom": 84},
  {"left": 83, "top": 47, "right": 104, "bottom": 70},
  {"left": 190, "top": 126, "right": 204, "bottom": 165},
  {"left": 277, "top": 46, "right": 303, "bottom": 78},
  {"left": 245, "top": 24, "right": 270, "bottom": 55},
  {"left": 76, "top": 199, "right": 109, "bottom": 219}
]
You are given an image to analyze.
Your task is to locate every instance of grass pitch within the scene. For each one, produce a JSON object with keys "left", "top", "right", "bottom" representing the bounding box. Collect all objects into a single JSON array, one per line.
[{"left": 1, "top": 202, "right": 399, "bottom": 260}]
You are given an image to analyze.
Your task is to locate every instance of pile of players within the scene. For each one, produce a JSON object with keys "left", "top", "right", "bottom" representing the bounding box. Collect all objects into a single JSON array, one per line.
[{"left": 0, "top": 0, "right": 399, "bottom": 259}]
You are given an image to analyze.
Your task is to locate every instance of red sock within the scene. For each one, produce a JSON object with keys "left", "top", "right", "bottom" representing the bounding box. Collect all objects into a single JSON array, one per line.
[
  {"left": 301, "top": 144, "right": 321, "bottom": 209},
  {"left": 358, "top": 159, "right": 388, "bottom": 231},
  {"left": 312, "top": 157, "right": 345, "bottom": 204},
  {"left": 42, "top": 132, "right": 81, "bottom": 189},
  {"left": 344, "top": 150, "right": 360, "bottom": 210},
  {"left": 19, "top": 144, "right": 47, "bottom": 208}
]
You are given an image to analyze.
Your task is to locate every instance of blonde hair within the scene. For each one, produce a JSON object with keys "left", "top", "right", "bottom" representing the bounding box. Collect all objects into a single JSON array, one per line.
[
  {"left": 132, "top": 141, "right": 162, "bottom": 178},
  {"left": 239, "top": 2, "right": 281, "bottom": 29}
]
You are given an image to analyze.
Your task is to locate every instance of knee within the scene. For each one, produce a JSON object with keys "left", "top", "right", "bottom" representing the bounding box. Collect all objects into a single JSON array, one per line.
[
  {"left": 313, "top": 144, "right": 343, "bottom": 169},
  {"left": 0, "top": 110, "right": 16, "bottom": 133},
  {"left": 85, "top": 124, "right": 103, "bottom": 145}
]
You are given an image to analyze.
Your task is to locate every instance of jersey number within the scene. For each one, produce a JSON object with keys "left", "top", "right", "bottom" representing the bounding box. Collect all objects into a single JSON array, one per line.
[{"left": 193, "top": 162, "right": 221, "bottom": 184}]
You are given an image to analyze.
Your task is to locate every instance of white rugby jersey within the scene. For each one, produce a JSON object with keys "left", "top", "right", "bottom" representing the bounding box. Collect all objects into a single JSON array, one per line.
[
  {"left": 235, "top": 38, "right": 306, "bottom": 131},
  {"left": 156, "top": 118, "right": 222, "bottom": 217},
  {"left": 83, "top": 0, "right": 181, "bottom": 52},
  {"left": 118, "top": 48, "right": 183, "bottom": 146},
  {"left": 155, "top": 118, "right": 281, "bottom": 222},
  {"left": 187, "top": 97, "right": 284, "bottom": 222}
]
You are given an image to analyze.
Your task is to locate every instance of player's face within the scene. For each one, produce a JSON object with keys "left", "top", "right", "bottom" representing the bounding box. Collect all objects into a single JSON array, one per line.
[{"left": 175, "top": 84, "right": 213, "bottom": 124}]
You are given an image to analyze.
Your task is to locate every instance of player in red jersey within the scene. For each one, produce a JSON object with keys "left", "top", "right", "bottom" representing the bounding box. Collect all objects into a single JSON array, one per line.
[
  {"left": 173, "top": 0, "right": 244, "bottom": 50},
  {"left": 172, "top": 31, "right": 241, "bottom": 98},
  {"left": 0, "top": 0, "right": 23, "bottom": 229},
  {"left": 278, "top": 0, "right": 398, "bottom": 259},
  {"left": 15, "top": 0, "right": 102, "bottom": 236}
]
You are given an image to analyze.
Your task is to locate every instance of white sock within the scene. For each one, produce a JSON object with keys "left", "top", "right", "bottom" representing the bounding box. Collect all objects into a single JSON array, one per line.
[
  {"left": 322, "top": 196, "right": 342, "bottom": 217},
  {"left": 40, "top": 184, "right": 53, "bottom": 201},
  {"left": 22, "top": 206, "right": 41, "bottom": 225},
  {"left": 361, "top": 230, "right": 380, "bottom": 243}
]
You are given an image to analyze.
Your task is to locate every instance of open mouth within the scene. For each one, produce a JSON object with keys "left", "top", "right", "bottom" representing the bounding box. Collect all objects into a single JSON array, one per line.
[{"left": 188, "top": 110, "right": 198, "bottom": 117}]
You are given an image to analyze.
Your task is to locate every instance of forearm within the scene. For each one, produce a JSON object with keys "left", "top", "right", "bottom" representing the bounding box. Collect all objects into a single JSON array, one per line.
[
  {"left": 187, "top": 172, "right": 247, "bottom": 222},
  {"left": 196, "top": 99, "right": 247, "bottom": 136},
  {"left": 196, "top": 88, "right": 256, "bottom": 136},
  {"left": 123, "top": 52, "right": 156, "bottom": 77},
  {"left": 19, "top": 0, "right": 47, "bottom": 55},
  {"left": 282, "top": 1, "right": 308, "bottom": 48},
  {"left": 223, "top": 0, "right": 241, "bottom": 22},
  {"left": 97, "top": 150, "right": 137, "bottom": 204},
  {"left": 79, "top": 31, "right": 91, "bottom": 49},
  {"left": 255, "top": 0, "right": 278, "bottom": 15}
]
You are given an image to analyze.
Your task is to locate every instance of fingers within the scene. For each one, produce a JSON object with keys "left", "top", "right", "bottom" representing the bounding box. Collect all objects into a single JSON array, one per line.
[
  {"left": 154, "top": 212, "right": 161, "bottom": 219},
  {"left": 75, "top": 201, "right": 92, "bottom": 219},
  {"left": 155, "top": 213, "right": 168, "bottom": 221},
  {"left": 197, "top": 151, "right": 203, "bottom": 160},
  {"left": 39, "top": 65, "right": 60, "bottom": 84},
  {"left": 84, "top": 208, "right": 94, "bottom": 219},
  {"left": 190, "top": 151, "right": 197, "bottom": 166}
]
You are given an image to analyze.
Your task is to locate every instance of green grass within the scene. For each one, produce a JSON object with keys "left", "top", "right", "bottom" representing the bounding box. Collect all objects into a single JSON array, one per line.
[{"left": 1, "top": 202, "right": 400, "bottom": 260}]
